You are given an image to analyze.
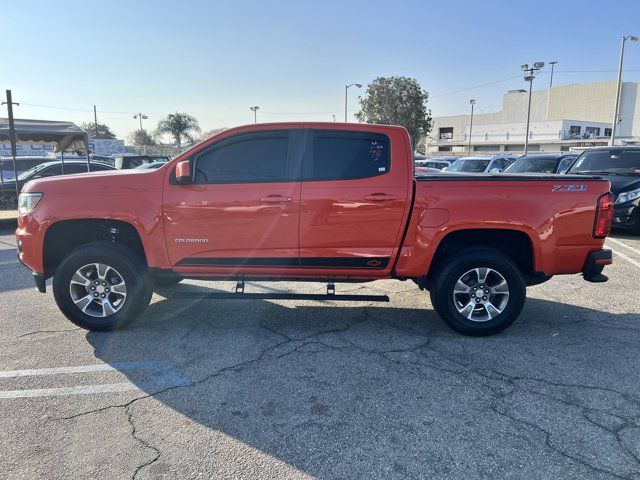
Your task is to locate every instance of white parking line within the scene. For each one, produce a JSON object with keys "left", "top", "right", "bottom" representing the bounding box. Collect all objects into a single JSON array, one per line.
[
  {"left": 0, "top": 260, "right": 19, "bottom": 266},
  {"left": 607, "top": 237, "right": 640, "bottom": 256},
  {"left": 0, "top": 361, "right": 190, "bottom": 399},
  {"left": 606, "top": 246, "right": 640, "bottom": 268}
]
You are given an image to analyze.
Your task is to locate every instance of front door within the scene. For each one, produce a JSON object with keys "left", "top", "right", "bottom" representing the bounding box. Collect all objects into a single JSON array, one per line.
[{"left": 163, "top": 129, "right": 301, "bottom": 270}]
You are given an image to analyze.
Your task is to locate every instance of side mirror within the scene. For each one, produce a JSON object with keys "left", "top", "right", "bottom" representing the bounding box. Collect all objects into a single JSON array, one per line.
[
  {"left": 175, "top": 160, "right": 192, "bottom": 185},
  {"left": 489, "top": 167, "right": 501, "bottom": 173}
]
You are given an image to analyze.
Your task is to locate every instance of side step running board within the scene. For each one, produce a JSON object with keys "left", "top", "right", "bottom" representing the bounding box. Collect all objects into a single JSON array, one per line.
[{"left": 173, "top": 292, "right": 389, "bottom": 302}]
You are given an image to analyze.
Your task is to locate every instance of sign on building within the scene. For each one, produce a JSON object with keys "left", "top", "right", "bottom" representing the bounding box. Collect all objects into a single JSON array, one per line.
[
  {"left": 0, "top": 143, "right": 54, "bottom": 156},
  {"left": 88, "top": 139, "right": 125, "bottom": 155}
]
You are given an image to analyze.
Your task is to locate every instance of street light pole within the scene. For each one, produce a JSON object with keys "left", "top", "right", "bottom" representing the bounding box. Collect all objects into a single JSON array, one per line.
[
  {"left": 250, "top": 106, "right": 259, "bottom": 124},
  {"left": 611, "top": 35, "right": 638, "bottom": 146},
  {"left": 468, "top": 99, "right": 476, "bottom": 153},
  {"left": 344, "top": 83, "right": 362, "bottom": 122},
  {"left": 521, "top": 62, "right": 545, "bottom": 155},
  {"left": 133, "top": 113, "right": 148, "bottom": 154},
  {"left": 549, "top": 61, "right": 557, "bottom": 88}
]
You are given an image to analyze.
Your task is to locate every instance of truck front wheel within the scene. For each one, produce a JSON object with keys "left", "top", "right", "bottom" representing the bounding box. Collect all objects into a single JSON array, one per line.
[
  {"left": 429, "top": 248, "right": 526, "bottom": 336},
  {"left": 53, "top": 242, "right": 152, "bottom": 331}
]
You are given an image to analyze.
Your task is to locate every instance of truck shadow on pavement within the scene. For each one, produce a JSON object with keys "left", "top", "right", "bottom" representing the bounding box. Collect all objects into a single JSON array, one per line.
[{"left": 84, "top": 282, "right": 640, "bottom": 479}]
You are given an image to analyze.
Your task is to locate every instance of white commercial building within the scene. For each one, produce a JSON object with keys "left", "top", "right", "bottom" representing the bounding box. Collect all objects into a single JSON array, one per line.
[{"left": 426, "top": 80, "right": 640, "bottom": 154}]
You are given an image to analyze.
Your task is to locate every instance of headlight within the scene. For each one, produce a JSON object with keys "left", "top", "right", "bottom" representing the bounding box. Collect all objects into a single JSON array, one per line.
[
  {"left": 18, "top": 193, "right": 43, "bottom": 216},
  {"left": 615, "top": 188, "right": 640, "bottom": 205}
]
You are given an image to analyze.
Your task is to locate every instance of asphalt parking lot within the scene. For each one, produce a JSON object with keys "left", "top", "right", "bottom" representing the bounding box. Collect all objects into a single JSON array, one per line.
[{"left": 0, "top": 225, "right": 639, "bottom": 479}]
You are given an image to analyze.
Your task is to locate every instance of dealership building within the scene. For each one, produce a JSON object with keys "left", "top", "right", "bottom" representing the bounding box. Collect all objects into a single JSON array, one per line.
[{"left": 426, "top": 79, "right": 640, "bottom": 154}]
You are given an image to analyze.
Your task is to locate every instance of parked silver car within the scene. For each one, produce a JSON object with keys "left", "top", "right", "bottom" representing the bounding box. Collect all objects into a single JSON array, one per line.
[{"left": 444, "top": 154, "right": 517, "bottom": 173}]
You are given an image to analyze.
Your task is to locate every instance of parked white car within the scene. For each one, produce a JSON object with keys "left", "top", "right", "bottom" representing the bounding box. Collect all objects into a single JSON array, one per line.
[{"left": 444, "top": 155, "right": 517, "bottom": 173}]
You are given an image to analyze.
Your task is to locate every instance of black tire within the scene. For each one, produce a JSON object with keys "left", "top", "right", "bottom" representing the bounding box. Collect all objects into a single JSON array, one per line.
[
  {"left": 429, "top": 248, "right": 526, "bottom": 336},
  {"left": 53, "top": 242, "right": 152, "bottom": 331}
]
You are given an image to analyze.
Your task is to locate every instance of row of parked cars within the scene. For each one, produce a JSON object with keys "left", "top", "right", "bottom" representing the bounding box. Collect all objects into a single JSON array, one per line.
[
  {"left": 0, "top": 154, "right": 171, "bottom": 207},
  {"left": 416, "top": 148, "right": 640, "bottom": 232},
  {"left": 414, "top": 153, "right": 578, "bottom": 175}
]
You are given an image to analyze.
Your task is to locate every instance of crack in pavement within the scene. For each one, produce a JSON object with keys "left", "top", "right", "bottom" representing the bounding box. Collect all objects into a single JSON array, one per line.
[{"left": 126, "top": 403, "right": 161, "bottom": 480}]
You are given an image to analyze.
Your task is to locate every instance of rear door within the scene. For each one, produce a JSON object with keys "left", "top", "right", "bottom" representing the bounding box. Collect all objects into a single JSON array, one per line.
[
  {"left": 298, "top": 128, "right": 411, "bottom": 276},
  {"left": 163, "top": 129, "right": 302, "bottom": 269}
]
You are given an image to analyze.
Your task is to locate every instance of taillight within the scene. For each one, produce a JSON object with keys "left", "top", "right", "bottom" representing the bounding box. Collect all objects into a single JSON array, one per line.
[{"left": 593, "top": 192, "right": 614, "bottom": 238}]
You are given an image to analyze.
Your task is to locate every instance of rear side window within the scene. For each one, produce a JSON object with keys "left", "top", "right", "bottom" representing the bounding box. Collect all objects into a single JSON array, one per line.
[
  {"left": 90, "top": 164, "right": 113, "bottom": 172},
  {"left": 307, "top": 130, "right": 390, "bottom": 181},
  {"left": 194, "top": 131, "right": 289, "bottom": 183}
]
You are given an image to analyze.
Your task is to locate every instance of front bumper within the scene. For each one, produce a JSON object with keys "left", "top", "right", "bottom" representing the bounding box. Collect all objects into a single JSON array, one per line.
[
  {"left": 613, "top": 202, "right": 639, "bottom": 229},
  {"left": 582, "top": 249, "right": 612, "bottom": 283}
]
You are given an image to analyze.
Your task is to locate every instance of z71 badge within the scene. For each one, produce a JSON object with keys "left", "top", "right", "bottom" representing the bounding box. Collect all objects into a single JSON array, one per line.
[{"left": 552, "top": 185, "right": 587, "bottom": 192}]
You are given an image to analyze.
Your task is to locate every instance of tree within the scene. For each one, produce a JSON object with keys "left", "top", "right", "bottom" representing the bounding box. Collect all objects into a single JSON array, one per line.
[
  {"left": 155, "top": 113, "right": 201, "bottom": 147},
  {"left": 80, "top": 122, "right": 116, "bottom": 139},
  {"left": 128, "top": 129, "right": 157, "bottom": 147},
  {"left": 355, "top": 76, "right": 432, "bottom": 149},
  {"left": 200, "top": 127, "right": 228, "bottom": 141}
]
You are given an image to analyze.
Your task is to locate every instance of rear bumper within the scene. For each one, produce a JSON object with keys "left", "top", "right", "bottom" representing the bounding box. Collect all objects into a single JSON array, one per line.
[{"left": 582, "top": 249, "right": 612, "bottom": 283}]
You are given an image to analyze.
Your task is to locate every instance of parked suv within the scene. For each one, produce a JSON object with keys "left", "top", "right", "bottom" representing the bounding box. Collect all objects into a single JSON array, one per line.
[
  {"left": 445, "top": 155, "right": 516, "bottom": 173},
  {"left": 566, "top": 146, "right": 640, "bottom": 231}
]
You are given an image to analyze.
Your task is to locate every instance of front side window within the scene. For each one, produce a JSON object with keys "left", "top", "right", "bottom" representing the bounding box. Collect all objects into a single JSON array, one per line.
[
  {"left": 307, "top": 131, "right": 390, "bottom": 181},
  {"left": 64, "top": 164, "right": 88, "bottom": 175},
  {"left": 194, "top": 131, "right": 289, "bottom": 183}
]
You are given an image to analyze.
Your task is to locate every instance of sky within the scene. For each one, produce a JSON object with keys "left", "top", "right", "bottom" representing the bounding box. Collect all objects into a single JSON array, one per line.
[{"left": 3, "top": 0, "right": 640, "bottom": 140}]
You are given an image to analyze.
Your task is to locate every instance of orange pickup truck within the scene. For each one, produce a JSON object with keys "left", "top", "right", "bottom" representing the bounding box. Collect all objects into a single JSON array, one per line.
[{"left": 16, "top": 123, "right": 614, "bottom": 336}]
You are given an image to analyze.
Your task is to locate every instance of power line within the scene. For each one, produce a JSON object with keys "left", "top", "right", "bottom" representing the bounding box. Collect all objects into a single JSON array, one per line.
[
  {"left": 430, "top": 75, "right": 522, "bottom": 98},
  {"left": 20, "top": 102, "right": 130, "bottom": 115}
]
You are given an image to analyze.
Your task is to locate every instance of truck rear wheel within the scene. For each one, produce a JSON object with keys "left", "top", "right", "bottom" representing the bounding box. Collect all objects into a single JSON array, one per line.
[
  {"left": 429, "top": 248, "right": 526, "bottom": 336},
  {"left": 53, "top": 242, "right": 152, "bottom": 331}
]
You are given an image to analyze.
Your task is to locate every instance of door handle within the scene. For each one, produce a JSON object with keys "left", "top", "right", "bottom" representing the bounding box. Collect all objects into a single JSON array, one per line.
[
  {"left": 364, "top": 193, "right": 397, "bottom": 202},
  {"left": 260, "top": 195, "right": 293, "bottom": 203}
]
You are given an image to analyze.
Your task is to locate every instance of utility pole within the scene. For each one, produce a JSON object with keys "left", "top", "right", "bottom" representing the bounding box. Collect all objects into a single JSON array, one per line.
[
  {"left": 548, "top": 61, "right": 557, "bottom": 88},
  {"left": 93, "top": 105, "right": 98, "bottom": 136},
  {"left": 344, "top": 83, "right": 362, "bottom": 122},
  {"left": 2, "top": 90, "right": 20, "bottom": 203},
  {"left": 611, "top": 35, "right": 638, "bottom": 146},
  {"left": 468, "top": 99, "right": 476, "bottom": 153},
  {"left": 521, "top": 62, "right": 545, "bottom": 155},
  {"left": 250, "top": 106, "right": 259, "bottom": 124},
  {"left": 133, "top": 113, "right": 148, "bottom": 154}
]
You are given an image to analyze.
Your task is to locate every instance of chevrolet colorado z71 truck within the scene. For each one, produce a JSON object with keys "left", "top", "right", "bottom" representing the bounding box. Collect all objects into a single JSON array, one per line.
[{"left": 16, "top": 123, "right": 614, "bottom": 336}]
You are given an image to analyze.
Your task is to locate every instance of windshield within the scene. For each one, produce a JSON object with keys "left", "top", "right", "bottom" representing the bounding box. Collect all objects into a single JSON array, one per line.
[
  {"left": 447, "top": 159, "right": 490, "bottom": 172},
  {"left": 504, "top": 157, "right": 559, "bottom": 174},
  {"left": 568, "top": 149, "right": 640, "bottom": 174}
]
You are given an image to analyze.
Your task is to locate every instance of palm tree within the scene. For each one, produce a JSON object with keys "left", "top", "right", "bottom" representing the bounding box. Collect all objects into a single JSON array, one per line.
[{"left": 155, "top": 113, "right": 201, "bottom": 147}]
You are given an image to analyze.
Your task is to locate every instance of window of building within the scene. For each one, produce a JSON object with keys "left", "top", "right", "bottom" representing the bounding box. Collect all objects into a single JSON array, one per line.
[
  {"left": 569, "top": 125, "right": 581, "bottom": 136},
  {"left": 438, "top": 146, "right": 452, "bottom": 152},
  {"left": 194, "top": 131, "right": 289, "bottom": 183},
  {"left": 439, "top": 127, "right": 453, "bottom": 139},
  {"left": 307, "top": 130, "right": 390, "bottom": 181},
  {"left": 604, "top": 128, "right": 612, "bottom": 137},
  {"left": 585, "top": 127, "right": 600, "bottom": 138}
]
